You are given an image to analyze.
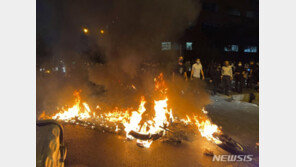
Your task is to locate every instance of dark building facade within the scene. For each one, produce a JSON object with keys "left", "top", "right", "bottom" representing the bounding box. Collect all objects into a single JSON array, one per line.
[{"left": 180, "top": 0, "right": 259, "bottom": 64}]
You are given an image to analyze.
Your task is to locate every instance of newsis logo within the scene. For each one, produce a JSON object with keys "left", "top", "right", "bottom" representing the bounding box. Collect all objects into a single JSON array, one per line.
[{"left": 212, "top": 155, "right": 253, "bottom": 162}]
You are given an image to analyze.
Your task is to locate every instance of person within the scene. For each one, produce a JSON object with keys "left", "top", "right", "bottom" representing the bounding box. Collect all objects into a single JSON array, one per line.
[
  {"left": 247, "top": 61, "right": 255, "bottom": 89},
  {"left": 177, "top": 56, "right": 184, "bottom": 75},
  {"left": 190, "top": 58, "right": 205, "bottom": 80},
  {"left": 230, "top": 61, "right": 236, "bottom": 72},
  {"left": 234, "top": 61, "right": 245, "bottom": 93},
  {"left": 209, "top": 63, "right": 221, "bottom": 95},
  {"left": 183, "top": 60, "right": 191, "bottom": 81},
  {"left": 172, "top": 56, "right": 184, "bottom": 81},
  {"left": 221, "top": 61, "right": 233, "bottom": 96}
]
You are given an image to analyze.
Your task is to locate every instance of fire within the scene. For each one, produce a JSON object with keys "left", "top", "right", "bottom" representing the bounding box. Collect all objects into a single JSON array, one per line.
[
  {"left": 40, "top": 73, "right": 223, "bottom": 148},
  {"left": 123, "top": 97, "right": 147, "bottom": 139},
  {"left": 180, "top": 115, "right": 191, "bottom": 125},
  {"left": 121, "top": 74, "right": 173, "bottom": 147},
  {"left": 52, "top": 91, "right": 91, "bottom": 122},
  {"left": 131, "top": 84, "right": 136, "bottom": 90},
  {"left": 194, "top": 116, "right": 222, "bottom": 144}
]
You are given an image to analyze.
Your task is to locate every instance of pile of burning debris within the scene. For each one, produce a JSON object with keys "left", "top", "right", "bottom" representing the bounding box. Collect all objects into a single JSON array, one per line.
[{"left": 38, "top": 73, "right": 244, "bottom": 153}]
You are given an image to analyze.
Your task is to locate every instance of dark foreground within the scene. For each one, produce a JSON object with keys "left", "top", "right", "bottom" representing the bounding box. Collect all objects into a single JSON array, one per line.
[{"left": 63, "top": 95, "right": 259, "bottom": 167}]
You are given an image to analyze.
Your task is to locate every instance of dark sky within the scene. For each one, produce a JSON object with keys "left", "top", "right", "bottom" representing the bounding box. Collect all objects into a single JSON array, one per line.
[{"left": 37, "top": 0, "right": 200, "bottom": 77}]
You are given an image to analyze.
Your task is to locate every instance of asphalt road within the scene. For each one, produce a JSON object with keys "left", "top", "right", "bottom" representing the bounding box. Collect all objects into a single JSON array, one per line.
[{"left": 63, "top": 95, "right": 259, "bottom": 167}]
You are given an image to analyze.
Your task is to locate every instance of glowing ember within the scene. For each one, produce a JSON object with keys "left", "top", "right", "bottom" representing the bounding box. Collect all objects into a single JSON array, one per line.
[{"left": 131, "top": 84, "right": 137, "bottom": 90}]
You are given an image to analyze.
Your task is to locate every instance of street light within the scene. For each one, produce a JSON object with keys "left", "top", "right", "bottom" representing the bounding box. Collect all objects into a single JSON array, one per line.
[{"left": 83, "top": 28, "right": 89, "bottom": 34}]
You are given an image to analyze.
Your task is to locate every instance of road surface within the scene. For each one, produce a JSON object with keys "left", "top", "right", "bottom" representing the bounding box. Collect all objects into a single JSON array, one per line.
[{"left": 62, "top": 95, "right": 259, "bottom": 167}]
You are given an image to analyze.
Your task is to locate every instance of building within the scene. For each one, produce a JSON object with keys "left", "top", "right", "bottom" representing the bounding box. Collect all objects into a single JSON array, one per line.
[{"left": 180, "top": 0, "right": 259, "bottom": 64}]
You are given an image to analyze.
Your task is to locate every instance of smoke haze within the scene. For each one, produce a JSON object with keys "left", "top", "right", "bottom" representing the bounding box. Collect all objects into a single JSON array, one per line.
[{"left": 37, "top": 0, "right": 209, "bottom": 117}]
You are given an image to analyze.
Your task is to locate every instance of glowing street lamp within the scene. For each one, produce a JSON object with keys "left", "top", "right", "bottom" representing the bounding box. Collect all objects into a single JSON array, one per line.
[{"left": 83, "top": 28, "right": 89, "bottom": 34}]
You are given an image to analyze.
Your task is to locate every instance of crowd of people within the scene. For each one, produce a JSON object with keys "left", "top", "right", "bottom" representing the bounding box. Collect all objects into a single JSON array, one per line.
[{"left": 174, "top": 56, "right": 259, "bottom": 96}]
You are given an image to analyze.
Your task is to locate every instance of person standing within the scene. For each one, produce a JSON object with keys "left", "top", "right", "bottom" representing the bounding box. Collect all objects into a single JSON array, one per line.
[
  {"left": 190, "top": 58, "right": 205, "bottom": 80},
  {"left": 221, "top": 61, "right": 233, "bottom": 96},
  {"left": 247, "top": 61, "right": 255, "bottom": 89},
  {"left": 234, "top": 61, "right": 245, "bottom": 93},
  {"left": 183, "top": 60, "right": 191, "bottom": 81},
  {"left": 209, "top": 63, "right": 221, "bottom": 95},
  {"left": 172, "top": 56, "right": 184, "bottom": 81}
]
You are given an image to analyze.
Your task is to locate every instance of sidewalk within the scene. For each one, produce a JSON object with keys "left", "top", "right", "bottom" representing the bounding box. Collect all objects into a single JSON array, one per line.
[
  {"left": 210, "top": 88, "right": 259, "bottom": 105},
  {"left": 230, "top": 89, "right": 259, "bottom": 105}
]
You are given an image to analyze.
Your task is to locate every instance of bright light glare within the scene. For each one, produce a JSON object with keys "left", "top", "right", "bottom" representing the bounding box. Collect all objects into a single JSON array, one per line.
[{"left": 83, "top": 28, "right": 88, "bottom": 33}]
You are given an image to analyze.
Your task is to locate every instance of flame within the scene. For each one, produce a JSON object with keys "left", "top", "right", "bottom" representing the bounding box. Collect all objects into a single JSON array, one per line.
[
  {"left": 40, "top": 73, "right": 223, "bottom": 148},
  {"left": 123, "top": 97, "right": 147, "bottom": 139},
  {"left": 120, "top": 73, "right": 174, "bottom": 147},
  {"left": 131, "top": 84, "right": 136, "bottom": 90},
  {"left": 51, "top": 90, "right": 91, "bottom": 122},
  {"left": 180, "top": 115, "right": 192, "bottom": 125},
  {"left": 194, "top": 116, "right": 222, "bottom": 144}
]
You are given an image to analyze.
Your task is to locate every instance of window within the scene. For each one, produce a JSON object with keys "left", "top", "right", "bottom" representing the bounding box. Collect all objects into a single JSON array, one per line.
[
  {"left": 228, "top": 9, "right": 241, "bottom": 16},
  {"left": 244, "top": 46, "right": 257, "bottom": 53},
  {"left": 161, "top": 42, "right": 171, "bottom": 51},
  {"left": 224, "top": 45, "right": 239, "bottom": 52},
  {"left": 186, "top": 42, "right": 193, "bottom": 50},
  {"left": 172, "top": 42, "right": 180, "bottom": 50}
]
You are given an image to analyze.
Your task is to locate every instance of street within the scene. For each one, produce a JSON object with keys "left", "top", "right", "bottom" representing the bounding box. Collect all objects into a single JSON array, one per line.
[{"left": 63, "top": 95, "right": 259, "bottom": 167}]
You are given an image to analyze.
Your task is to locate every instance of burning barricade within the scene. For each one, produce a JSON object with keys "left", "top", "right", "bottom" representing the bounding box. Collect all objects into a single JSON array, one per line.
[{"left": 38, "top": 73, "right": 243, "bottom": 153}]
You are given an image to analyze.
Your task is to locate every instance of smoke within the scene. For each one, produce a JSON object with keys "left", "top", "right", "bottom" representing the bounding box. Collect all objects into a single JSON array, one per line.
[
  {"left": 99, "top": 0, "right": 201, "bottom": 76},
  {"left": 40, "top": 0, "right": 201, "bottom": 77},
  {"left": 37, "top": 0, "right": 206, "bottom": 116}
]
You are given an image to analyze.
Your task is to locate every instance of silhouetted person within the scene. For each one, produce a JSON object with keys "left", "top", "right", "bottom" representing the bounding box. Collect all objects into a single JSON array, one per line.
[
  {"left": 209, "top": 64, "right": 221, "bottom": 95},
  {"left": 234, "top": 61, "right": 245, "bottom": 93},
  {"left": 172, "top": 56, "right": 184, "bottom": 81},
  {"left": 183, "top": 60, "right": 191, "bottom": 81},
  {"left": 247, "top": 61, "right": 256, "bottom": 89}
]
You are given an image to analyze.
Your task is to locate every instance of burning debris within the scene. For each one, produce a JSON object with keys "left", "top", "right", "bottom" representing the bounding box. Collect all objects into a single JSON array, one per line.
[{"left": 39, "top": 73, "right": 226, "bottom": 149}]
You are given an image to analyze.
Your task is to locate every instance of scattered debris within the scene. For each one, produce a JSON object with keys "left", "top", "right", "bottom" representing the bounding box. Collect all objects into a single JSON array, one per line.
[{"left": 203, "top": 149, "right": 214, "bottom": 156}]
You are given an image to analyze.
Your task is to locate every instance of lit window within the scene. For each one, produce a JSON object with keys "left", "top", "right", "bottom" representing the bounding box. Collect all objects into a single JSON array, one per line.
[
  {"left": 224, "top": 45, "right": 238, "bottom": 52},
  {"left": 161, "top": 42, "right": 171, "bottom": 51},
  {"left": 186, "top": 42, "right": 193, "bottom": 50},
  {"left": 244, "top": 46, "right": 257, "bottom": 53}
]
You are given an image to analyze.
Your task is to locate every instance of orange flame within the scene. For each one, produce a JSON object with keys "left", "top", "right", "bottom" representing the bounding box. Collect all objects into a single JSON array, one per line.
[{"left": 40, "top": 73, "right": 223, "bottom": 148}]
